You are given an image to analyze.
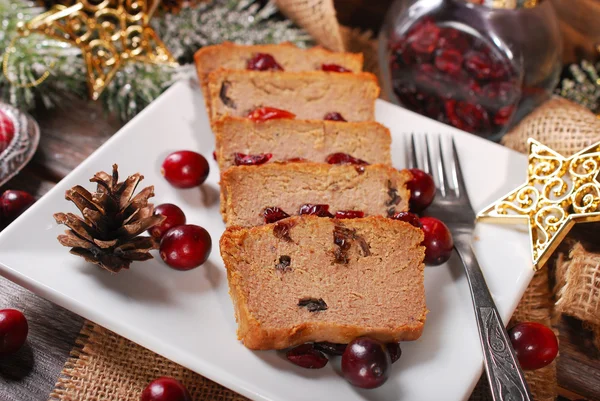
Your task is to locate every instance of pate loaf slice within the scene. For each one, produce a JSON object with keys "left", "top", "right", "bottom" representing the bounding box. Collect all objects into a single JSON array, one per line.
[
  {"left": 220, "top": 215, "right": 427, "bottom": 350},
  {"left": 214, "top": 117, "right": 392, "bottom": 171},
  {"left": 220, "top": 162, "right": 411, "bottom": 227},
  {"left": 207, "top": 70, "right": 380, "bottom": 123}
]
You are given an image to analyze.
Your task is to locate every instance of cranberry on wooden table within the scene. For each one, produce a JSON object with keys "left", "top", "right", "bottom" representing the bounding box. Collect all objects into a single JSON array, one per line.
[
  {"left": 148, "top": 204, "right": 186, "bottom": 240},
  {"left": 286, "top": 343, "right": 329, "bottom": 369},
  {"left": 323, "top": 112, "right": 347, "bottom": 122},
  {"left": 321, "top": 64, "right": 351, "bottom": 73},
  {"left": 234, "top": 152, "right": 272, "bottom": 166},
  {"left": 140, "top": 377, "right": 192, "bottom": 401},
  {"left": 509, "top": 322, "right": 558, "bottom": 370},
  {"left": 419, "top": 217, "right": 453, "bottom": 265},
  {"left": 0, "top": 110, "right": 15, "bottom": 153},
  {"left": 161, "top": 150, "right": 209, "bottom": 188},
  {"left": 406, "top": 168, "right": 435, "bottom": 212},
  {"left": 341, "top": 337, "right": 391, "bottom": 389},
  {"left": 0, "top": 309, "right": 28, "bottom": 357},
  {"left": 246, "top": 53, "right": 283, "bottom": 71},
  {"left": 159, "top": 224, "right": 212, "bottom": 270},
  {"left": 0, "top": 190, "right": 35, "bottom": 223},
  {"left": 247, "top": 107, "right": 296, "bottom": 122}
]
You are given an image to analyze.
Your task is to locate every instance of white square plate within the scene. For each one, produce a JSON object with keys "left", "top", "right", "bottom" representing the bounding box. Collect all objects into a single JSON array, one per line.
[{"left": 0, "top": 80, "right": 533, "bottom": 401}]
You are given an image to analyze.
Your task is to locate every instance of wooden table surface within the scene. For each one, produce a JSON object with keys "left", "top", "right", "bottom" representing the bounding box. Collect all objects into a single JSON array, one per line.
[{"left": 1, "top": 1, "right": 600, "bottom": 398}]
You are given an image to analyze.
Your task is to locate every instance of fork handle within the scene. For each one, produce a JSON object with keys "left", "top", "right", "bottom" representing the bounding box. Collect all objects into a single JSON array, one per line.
[{"left": 454, "top": 234, "right": 533, "bottom": 401}]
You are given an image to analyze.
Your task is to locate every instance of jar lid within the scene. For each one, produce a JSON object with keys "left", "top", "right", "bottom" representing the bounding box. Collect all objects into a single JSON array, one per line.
[{"left": 465, "top": 0, "right": 542, "bottom": 9}]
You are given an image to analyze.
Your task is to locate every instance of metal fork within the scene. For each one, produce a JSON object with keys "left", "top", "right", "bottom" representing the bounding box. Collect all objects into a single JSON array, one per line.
[{"left": 408, "top": 133, "right": 533, "bottom": 401}]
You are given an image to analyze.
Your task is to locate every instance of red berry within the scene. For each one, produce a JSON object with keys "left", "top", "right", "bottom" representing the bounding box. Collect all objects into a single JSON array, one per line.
[
  {"left": 326, "top": 153, "right": 369, "bottom": 166},
  {"left": 263, "top": 206, "right": 290, "bottom": 224},
  {"left": 434, "top": 49, "right": 463, "bottom": 76},
  {"left": 335, "top": 210, "right": 365, "bottom": 219},
  {"left": 437, "top": 27, "right": 470, "bottom": 52},
  {"left": 299, "top": 204, "right": 334, "bottom": 218},
  {"left": 234, "top": 153, "right": 272, "bottom": 166},
  {"left": 159, "top": 225, "right": 212, "bottom": 270},
  {"left": 0, "top": 190, "right": 35, "bottom": 223},
  {"left": 445, "top": 100, "right": 490, "bottom": 134},
  {"left": 386, "top": 342, "right": 402, "bottom": 363},
  {"left": 0, "top": 110, "right": 15, "bottom": 153},
  {"left": 314, "top": 342, "right": 347, "bottom": 356},
  {"left": 323, "top": 112, "right": 347, "bottom": 122},
  {"left": 246, "top": 53, "right": 283, "bottom": 71},
  {"left": 419, "top": 217, "right": 453, "bottom": 265},
  {"left": 161, "top": 151, "right": 209, "bottom": 189},
  {"left": 482, "top": 82, "right": 519, "bottom": 105},
  {"left": 0, "top": 309, "right": 28, "bottom": 356},
  {"left": 321, "top": 64, "right": 351, "bottom": 73},
  {"left": 493, "top": 105, "right": 516, "bottom": 126},
  {"left": 212, "top": 151, "right": 217, "bottom": 161},
  {"left": 148, "top": 204, "right": 186, "bottom": 240},
  {"left": 408, "top": 21, "right": 440, "bottom": 55},
  {"left": 140, "top": 377, "right": 192, "bottom": 401},
  {"left": 391, "top": 211, "right": 422, "bottom": 228},
  {"left": 464, "top": 51, "right": 493, "bottom": 80},
  {"left": 406, "top": 169, "right": 435, "bottom": 212},
  {"left": 247, "top": 107, "right": 296, "bottom": 122},
  {"left": 341, "top": 337, "right": 391, "bottom": 389},
  {"left": 286, "top": 344, "right": 329, "bottom": 369},
  {"left": 509, "top": 322, "right": 558, "bottom": 370}
]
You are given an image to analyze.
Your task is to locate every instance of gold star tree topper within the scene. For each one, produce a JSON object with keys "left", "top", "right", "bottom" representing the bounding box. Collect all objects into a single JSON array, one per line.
[
  {"left": 23, "top": 0, "right": 177, "bottom": 100},
  {"left": 477, "top": 139, "right": 600, "bottom": 270}
]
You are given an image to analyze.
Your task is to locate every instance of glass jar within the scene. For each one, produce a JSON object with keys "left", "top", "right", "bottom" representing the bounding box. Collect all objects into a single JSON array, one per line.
[{"left": 378, "top": 0, "right": 562, "bottom": 141}]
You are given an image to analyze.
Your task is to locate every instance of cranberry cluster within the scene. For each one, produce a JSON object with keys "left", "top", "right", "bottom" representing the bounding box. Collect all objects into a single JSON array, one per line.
[{"left": 389, "top": 18, "right": 520, "bottom": 138}]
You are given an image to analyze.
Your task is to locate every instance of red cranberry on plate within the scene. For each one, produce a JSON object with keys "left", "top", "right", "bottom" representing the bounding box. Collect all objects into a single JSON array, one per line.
[
  {"left": 247, "top": 107, "right": 296, "bottom": 122},
  {"left": 341, "top": 337, "right": 391, "bottom": 389},
  {"left": 323, "top": 112, "right": 347, "bottom": 122},
  {"left": 321, "top": 64, "right": 351, "bottom": 73},
  {"left": 161, "top": 151, "right": 209, "bottom": 189},
  {"left": 419, "top": 216, "right": 453, "bottom": 265},
  {"left": 160, "top": 224, "right": 212, "bottom": 270},
  {"left": 140, "top": 377, "right": 192, "bottom": 401},
  {"left": 391, "top": 211, "right": 422, "bottom": 228},
  {"left": 0, "top": 190, "right": 35, "bottom": 223},
  {"left": 386, "top": 342, "right": 402, "bottom": 363},
  {"left": 0, "top": 110, "right": 15, "bottom": 153},
  {"left": 148, "top": 204, "right": 186, "bottom": 240},
  {"left": 406, "top": 169, "right": 435, "bottom": 212},
  {"left": 509, "top": 322, "right": 558, "bottom": 370},
  {"left": 234, "top": 153, "right": 272, "bottom": 166},
  {"left": 263, "top": 206, "right": 290, "bottom": 224},
  {"left": 286, "top": 343, "right": 329, "bottom": 369},
  {"left": 0, "top": 309, "right": 28, "bottom": 356},
  {"left": 314, "top": 341, "right": 347, "bottom": 356},
  {"left": 246, "top": 53, "right": 283, "bottom": 71}
]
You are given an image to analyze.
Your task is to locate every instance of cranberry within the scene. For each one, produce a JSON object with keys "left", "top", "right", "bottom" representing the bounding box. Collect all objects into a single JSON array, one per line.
[
  {"left": 406, "top": 169, "right": 435, "bottom": 212},
  {"left": 234, "top": 153, "right": 272, "bottom": 166},
  {"left": 263, "top": 206, "right": 290, "bottom": 224},
  {"left": 161, "top": 151, "right": 209, "bottom": 189},
  {"left": 246, "top": 53, "right": 283, "bottom": 71},
  {"left": 391, "top": 211, "right": 422, "bottom": 228},
  {"left": 326, "top": 153, "right": 369, "bottom": 166},
  {"left": 148, "top": 204, "right": 186, "bottom": 240},
  {"left": 434, "top": 49, "right": 463, "bottom": 76},
  {"left": 0, "top": 190, "right": 35, "bottom": 223},
  {"left": 0, "top": 309, "right": 28, "bottom": 356},
  {"left": 419, "top": 217, "right": 453, "bottom": 265},
  {"left": 299, "top": 204, "right": 334, "bottom": 218},
  {"left": 341, "top": 337, "right": 391, "bottom": 389},
  {"left": 159, "top": 225, "right": 212, "bottom": 270},
  {"left": 314, "top": 342, "right": 347, "bottom": 356},
  {"left": 386, "top": 342, "right": 402, "bottom": 363},
  {"left": 140, "top": 377, "right": 192, "bottom": 401},
  {"left": 391, "top": 40, "right": 418, "bottom": 66},
  {"left": 445, "top": 100, "right": 490, "bottom": 134},
  {"left": 437, "top": 27, "right": 470, "bottom": 52},
  {"left": 335, "top": 210, "right": 365, "bottom": 219},
  {"left": 464, "top": 51, "right": 494, "bottom": 80},
  {"left": 482, "top": 82, "right": 519, "bottom": 105},
  {"left": 321, "top": 64, "right": 351, "bottom": 73},
  {"left": 323, "top": 112, "right": 347, "bottom": 122},
  {"left": 286, "top": 344, "right": 328, "bottom": 369},
  {"left": 0, "top": 110, "right": 15, "bottom": 154},
  {"left": 509, "top": 322, "right": 558, "bottom": 370},
  {"left": 247, "top": 107, "right": 296, "bottom": 122},
  {"left": 493, "top": 105, "right": 516, "bottom": 126},
  {"left": 212, "top": 151, "right": 217, "bottom": 161},
  {"left": 408, "top": 21, "right": 440, "bottom": 55}
]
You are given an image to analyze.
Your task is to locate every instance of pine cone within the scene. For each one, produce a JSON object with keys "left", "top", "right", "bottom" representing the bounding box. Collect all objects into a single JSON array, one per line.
[{"left": 54, "top": 164, "right": 165, "bottom": 273}]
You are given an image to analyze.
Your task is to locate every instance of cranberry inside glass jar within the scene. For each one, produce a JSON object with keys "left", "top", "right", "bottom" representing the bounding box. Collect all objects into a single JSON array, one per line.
[{"left": 379, "top": 0, "right": 562, "bottom": 141}]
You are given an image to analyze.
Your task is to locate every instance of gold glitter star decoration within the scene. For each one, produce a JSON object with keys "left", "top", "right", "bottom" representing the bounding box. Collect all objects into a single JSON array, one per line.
[
  {"left": 477, "top": 139, "right": 600, "bottom": 270},
  {"left": 6, "top": 0, "right": 177, "bottom": 100}
]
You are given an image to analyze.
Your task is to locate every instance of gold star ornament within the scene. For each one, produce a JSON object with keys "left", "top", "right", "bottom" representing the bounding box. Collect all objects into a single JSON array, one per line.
[
  {"left": 15, "top": 0, "right": 177, "bottom": 100},
  {"left": 477, "top": 139, "right": 600, "bottom": 270}
]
